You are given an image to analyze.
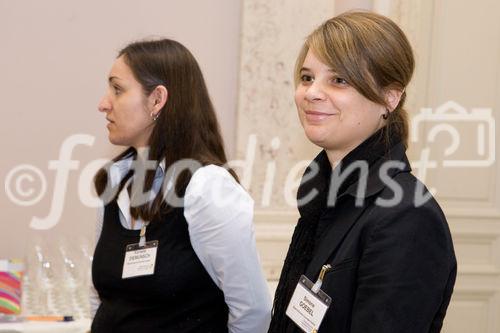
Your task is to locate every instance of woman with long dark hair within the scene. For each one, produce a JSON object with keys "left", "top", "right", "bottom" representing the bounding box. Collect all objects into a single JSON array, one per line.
[{"left": 90, "top": 38, "right": 271, "bottom": 333}]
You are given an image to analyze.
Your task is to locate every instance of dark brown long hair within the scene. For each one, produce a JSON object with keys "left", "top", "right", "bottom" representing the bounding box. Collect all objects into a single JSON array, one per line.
[{"left": 94, "top": 38, "right": 237, "bottom": 221}]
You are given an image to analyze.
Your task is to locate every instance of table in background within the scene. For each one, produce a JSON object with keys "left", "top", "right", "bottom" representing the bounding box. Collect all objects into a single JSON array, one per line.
[{"left": 0, "top": 319, "right": 90, "bottom": 333}]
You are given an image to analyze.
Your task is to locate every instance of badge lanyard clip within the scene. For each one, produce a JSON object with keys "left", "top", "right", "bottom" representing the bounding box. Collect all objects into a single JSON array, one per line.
[
  {"left": 311, "top": 264, "right": 332, "bottom": 294},
  {"left": 138, "top": 222, "right": 149, "bottom": 247}
]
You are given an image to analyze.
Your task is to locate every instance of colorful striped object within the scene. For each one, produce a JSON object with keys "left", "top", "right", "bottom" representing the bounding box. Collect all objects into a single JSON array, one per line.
[{"left": 0, "top": 259, "right": 23, "bottom": 315}]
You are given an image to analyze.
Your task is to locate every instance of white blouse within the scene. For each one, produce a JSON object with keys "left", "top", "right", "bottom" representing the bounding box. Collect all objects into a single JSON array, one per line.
[{"left": 90, "top": 157, "right": 272, "bottom": 333}]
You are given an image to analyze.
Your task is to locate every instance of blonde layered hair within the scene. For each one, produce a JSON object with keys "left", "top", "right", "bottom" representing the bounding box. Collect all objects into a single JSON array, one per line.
[{"left": 294, "top": 11, "right": 415, "bottom": 147}]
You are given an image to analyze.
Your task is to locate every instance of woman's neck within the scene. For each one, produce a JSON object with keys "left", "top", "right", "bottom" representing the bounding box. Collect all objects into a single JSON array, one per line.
[{"left": 135, "top": 146, "right": 151, "bottom": 162}]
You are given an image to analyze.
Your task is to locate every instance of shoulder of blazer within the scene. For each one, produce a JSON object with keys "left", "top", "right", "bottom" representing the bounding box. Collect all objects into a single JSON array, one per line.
[
  {"left": 305, "top": 144, "right": 454, "bottom": 279},
  {"left": 363, "top": 171, "right": 455, "bottom": 263},
  {"left": 363, "top": 166, "right": 446, "bottom": 221},
  {"left": 372, "top": 170, "right": 447, "bottom": 223}
]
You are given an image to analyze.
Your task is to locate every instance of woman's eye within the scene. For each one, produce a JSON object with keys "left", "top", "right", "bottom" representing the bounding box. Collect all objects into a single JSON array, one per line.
[
  {"left": 113, "top": 85, "right": 122, "bottom": 94},
  {"left": 300, "top": 74, "right": 314, "bottom": 83},
  {"left": 331, "top": 77, "right": 348, "bottom": 85}
]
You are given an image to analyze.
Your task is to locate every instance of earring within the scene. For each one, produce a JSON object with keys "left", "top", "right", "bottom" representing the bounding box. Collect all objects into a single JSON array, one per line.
[
  {"left": 382, "top": 109, "right": 389, "bottom": 120},
  {"left": 151, "top": 112, "right": 159, "bottom": 121}
]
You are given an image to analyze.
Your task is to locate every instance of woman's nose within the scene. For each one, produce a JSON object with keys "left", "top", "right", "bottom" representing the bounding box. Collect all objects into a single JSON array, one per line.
[
  {"left": 305, "top": 81, "right": 326, "bottom": 102},
  {"left": 98, "top": 95, "right": 111, "bottom": 113}
]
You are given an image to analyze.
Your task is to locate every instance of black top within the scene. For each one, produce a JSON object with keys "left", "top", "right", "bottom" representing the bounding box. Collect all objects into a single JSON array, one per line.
[
  {"left": 91, "top": 200, "right": 229, "bottom": 333},
  {"left": 270, "top": 131, "right": 457, "bottom": 333}
]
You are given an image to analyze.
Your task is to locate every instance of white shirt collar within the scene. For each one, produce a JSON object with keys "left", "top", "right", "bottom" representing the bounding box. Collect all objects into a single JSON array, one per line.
[
  {"left": 110, "top": 155, "right": 167, "bottom": 227},
  {"left": 159, "top": 159, "right": 166, "bottom": 174},
  {"left": 109, "top": 155, "right": 166, "bottom": 186}
]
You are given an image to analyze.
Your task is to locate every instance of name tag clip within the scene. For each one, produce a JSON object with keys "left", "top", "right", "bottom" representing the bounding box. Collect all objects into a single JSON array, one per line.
[
  {"left": 139, "top": 222, "right": 149, "bottom": 247},
  {"left": 311, "top": 264, "right": 332, "bottom": 294}
]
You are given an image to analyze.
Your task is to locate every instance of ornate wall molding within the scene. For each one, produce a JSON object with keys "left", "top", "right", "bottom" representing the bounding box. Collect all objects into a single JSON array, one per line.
[{"left": 236, "top": 0, "right": 334, "bottom": 211}]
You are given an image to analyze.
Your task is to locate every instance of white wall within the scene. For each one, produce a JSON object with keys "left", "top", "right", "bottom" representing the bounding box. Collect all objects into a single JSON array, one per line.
[{"left": 0, "top": 0, "right": 241, "bottom": 258}]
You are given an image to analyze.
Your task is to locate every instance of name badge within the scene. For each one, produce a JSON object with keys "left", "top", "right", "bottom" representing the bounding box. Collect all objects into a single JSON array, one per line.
[
  {"left": 286, "top": 275, "right": 332, "bottom": 333},
  {"left": 122, "top": 240, "right": 158, "bottom": 279}
]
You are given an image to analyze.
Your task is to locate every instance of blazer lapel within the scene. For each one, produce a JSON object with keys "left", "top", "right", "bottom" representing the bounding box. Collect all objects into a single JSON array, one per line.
[
  {"left": 304, "top": 197, "right": 373, "bottom": 280},
  {"left": 304, "top": 142, "right": 412, "bottom": 280}
]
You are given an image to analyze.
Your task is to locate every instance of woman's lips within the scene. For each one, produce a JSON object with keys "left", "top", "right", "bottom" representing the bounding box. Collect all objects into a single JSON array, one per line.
[
  {"left": 106, "top": 118, "right": 114, "bottom": 129},
  {"left": 304, "top": 110, "right": 336, "bottom": 122}
]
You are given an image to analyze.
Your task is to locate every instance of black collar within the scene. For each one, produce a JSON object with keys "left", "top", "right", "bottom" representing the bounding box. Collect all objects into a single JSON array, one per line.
[
  {"left": 297, "top": 129, "right": 411, "bottom": 217},
  {"left": 343, "top": 141, "right": 411, "bottom": 199},
  {"left": 300, "top": 132, "right": 412, "bottom": 281}
]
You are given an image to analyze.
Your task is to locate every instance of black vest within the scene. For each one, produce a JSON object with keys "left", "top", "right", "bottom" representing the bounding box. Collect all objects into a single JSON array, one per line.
[{"left": 91, "top": 201, "right": 229, "bottom": 333}]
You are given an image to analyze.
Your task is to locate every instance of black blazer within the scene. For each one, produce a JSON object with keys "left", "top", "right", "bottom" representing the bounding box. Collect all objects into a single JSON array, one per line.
[{"left": 277, "top": 141, "right": 456, "bottom": 333}]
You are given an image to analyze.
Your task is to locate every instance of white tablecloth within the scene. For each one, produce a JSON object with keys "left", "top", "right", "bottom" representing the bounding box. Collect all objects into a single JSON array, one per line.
[{"left": 0, "top": 319, "right": 90, "bottom": 333}]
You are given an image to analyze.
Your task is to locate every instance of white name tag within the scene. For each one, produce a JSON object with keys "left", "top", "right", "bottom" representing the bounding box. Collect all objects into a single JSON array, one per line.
[
  {"left": 286, "top": 275, "right": 332, "bottom": 333},
  {"left": 122, "top": 240, "right": 158, "bottom": 279}
]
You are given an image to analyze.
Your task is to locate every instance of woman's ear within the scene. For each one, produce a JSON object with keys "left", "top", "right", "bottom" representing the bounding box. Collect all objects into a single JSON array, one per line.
[
  {"left": 149, "top": 85, "right": 168, "bottom": 113},
  {"left": 384, "top": 86, "right": 404, "bottom": 112}
]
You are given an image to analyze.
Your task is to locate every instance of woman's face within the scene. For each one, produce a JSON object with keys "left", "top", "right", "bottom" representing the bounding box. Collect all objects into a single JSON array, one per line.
[
  {"left": 295, "top": 50, "right": 386, "bottom": 160},
  {"left": 98, "top": 56, "right": 154, "bottom": 148}
]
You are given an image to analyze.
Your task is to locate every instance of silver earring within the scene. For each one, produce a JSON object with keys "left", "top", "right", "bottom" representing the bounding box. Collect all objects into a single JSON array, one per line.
[{"left": 151, "top": 112, "right": 159, "bottom": 121}]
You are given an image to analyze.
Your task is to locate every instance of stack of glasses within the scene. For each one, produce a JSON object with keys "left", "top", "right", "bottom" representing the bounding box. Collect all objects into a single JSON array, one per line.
[{"left": 1, "top": 239, "right": 93, "bottom": 321}]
